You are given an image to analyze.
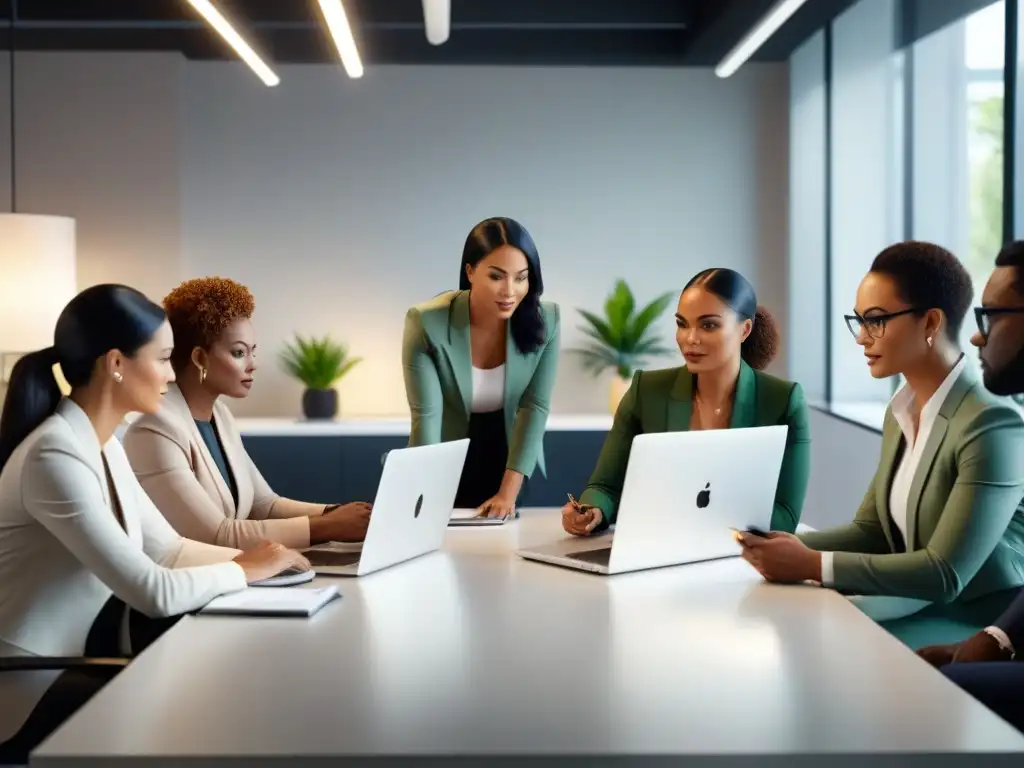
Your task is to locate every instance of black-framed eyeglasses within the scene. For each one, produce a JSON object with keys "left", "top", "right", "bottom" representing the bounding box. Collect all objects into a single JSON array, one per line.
[
  {"left": 844, "top": 308, "right": 923, "bottom": 340},
  {"left": 974, "top": 306, "right": 1024, "bottom": 340}
]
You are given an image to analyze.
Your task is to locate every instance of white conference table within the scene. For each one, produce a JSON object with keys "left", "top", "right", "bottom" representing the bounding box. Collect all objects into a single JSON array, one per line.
[{"left": 31, "top": 510, "right": 1024, "bottom": 767}]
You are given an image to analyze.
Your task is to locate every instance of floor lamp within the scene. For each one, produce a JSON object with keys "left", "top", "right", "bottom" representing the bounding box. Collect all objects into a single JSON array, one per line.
[{"left": 0, "top": 0, "right": 77, "bottom": 386}]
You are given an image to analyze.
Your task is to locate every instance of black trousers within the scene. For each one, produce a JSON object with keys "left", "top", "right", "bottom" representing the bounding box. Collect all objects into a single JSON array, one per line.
[
  {"left": 942, "top": 662, "right": 1024, "bottom": 733},
  {"left": 0, "top": 597, "right": 184, "bottom": 764},
  {"left": 453, "top": 410, "right": 530, "bottom": 510}
]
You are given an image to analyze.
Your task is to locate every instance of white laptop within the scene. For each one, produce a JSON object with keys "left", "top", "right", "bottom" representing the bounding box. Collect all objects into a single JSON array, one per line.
[
  {"left": 302, "top": 439, "right": 469, "bottom": 576},
  {"left": 516, "top": 426, "right": 788, "bottom": 575}
]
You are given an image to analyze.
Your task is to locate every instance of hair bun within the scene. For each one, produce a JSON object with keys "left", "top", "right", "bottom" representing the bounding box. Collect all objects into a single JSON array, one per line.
[{"left": 741, "top": 305, "right": 780, "bottom": 371}]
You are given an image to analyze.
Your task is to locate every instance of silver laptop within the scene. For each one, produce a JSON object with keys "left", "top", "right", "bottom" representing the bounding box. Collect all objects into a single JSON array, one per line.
[
  {"left": 303, "top": 439, "right": 469, "bottom": 576},
  {"left": 516, "top": 426, "right": 788, "bottom": 575}
]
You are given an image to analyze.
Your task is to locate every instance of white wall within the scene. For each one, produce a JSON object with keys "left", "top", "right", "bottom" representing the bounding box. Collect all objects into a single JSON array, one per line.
[
  {"left": 788, "top": 30, "right": 827, "bottom": 404},
  {"left": 182, "top": 63, "right": 790, "bottom": 417},
  {"left": 830, "top": 0, "right": 902, "bottom": 404},
  {"left": 803, "top": 409, "right": 882, "bottom": 529},
  {"left": 0, "top": 53, "right": 789, "bottom": 418},
  {"left": 14, "top": 52, "right": 185, "bottom": 300}
]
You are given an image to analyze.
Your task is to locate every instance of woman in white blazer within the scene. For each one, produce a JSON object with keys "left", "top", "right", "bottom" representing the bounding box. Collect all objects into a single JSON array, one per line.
[
  {"left": 0, "top": 284, "right": 310, "bottom": 761},
  {"left": 123, "top": 277, "right": 371, "bottom": 550}
]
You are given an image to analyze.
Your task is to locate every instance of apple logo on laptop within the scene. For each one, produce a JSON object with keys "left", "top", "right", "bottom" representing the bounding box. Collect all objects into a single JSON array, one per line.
[
  {"left": 413, "top": 494, "right": 424, "bottom": 518},
  {"left": 696, "top": 483, "right": 711, "bottom": 509}
]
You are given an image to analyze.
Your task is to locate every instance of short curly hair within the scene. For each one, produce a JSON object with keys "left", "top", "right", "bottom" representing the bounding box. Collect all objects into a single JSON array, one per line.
[
  {"left": 869, "top": 241, "right": 973, "bottom": 341},
  {"left": 163, "top": 276, "right": 255, "bottom": 371}
]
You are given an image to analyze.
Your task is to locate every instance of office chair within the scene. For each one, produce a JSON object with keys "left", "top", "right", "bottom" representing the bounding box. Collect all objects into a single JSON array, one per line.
[{"left": 0, "top": 656, "right": 128, "bottom": 766}]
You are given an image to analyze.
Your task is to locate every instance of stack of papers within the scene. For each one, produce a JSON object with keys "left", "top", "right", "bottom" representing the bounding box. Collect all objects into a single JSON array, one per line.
[{"left": 199, "top": 585, "right": 340, "bottom": 617}]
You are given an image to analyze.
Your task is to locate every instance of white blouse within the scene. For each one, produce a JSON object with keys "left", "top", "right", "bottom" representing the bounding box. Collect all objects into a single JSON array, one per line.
[{"left": 471, "top": 364, "right": 506, "bottom": 413}]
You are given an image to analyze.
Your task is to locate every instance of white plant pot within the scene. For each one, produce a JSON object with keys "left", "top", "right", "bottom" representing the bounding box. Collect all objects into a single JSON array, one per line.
[{"left": 609, "top": 376, "right": 630, "bottom": 414}]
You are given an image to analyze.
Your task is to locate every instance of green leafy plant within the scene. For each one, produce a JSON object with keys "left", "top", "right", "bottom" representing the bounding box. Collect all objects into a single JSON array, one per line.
[
  {"left": 570, "top": 280, "right": 675, "bottom": 379},
  {"left": 279, "top": 334, "right": 362, "bottom": 391}
]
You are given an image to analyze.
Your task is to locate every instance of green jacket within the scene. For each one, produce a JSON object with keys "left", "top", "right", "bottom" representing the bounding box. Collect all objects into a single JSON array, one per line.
[
  {"left": 578, "top": 362, "right": 811, "bottom": 532},
  {"left": 799, "top": 365, "right": 1024, "bottom": 611},
  {"left": 401, "top": 290, "right": 560, "bottom": 478}
]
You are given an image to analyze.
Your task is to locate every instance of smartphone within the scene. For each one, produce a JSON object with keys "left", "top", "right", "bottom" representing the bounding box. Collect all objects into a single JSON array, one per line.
[{"left": 730, "top": 526, "right": 769, "bottom": 538}]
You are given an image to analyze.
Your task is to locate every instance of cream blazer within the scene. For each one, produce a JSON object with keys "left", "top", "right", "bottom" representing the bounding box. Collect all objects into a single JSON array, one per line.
[
  {"left": 0, "top": 399, "right": 247, "bottom": 741},
  {"left": 123, "top": 385, "right": 323, "bottom": 550}
]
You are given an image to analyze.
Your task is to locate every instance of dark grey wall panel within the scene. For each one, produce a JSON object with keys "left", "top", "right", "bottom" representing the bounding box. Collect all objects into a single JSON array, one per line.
[{"left": 242, "top": 431, "right": 609, "bottom": 508}]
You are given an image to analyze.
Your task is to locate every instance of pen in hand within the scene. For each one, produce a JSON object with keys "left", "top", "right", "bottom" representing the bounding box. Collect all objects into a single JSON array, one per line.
[{"left": 567, "top": 493, "right": 586, "bottom": 515}]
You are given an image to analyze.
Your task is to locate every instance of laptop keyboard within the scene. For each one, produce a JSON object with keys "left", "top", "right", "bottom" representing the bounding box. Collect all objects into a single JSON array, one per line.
[
  {"left": 566, "top": 547, "right": 612, "bottom": 566},
  {"left": 304, "top": 550, "right": 362, "bottom": 567}
]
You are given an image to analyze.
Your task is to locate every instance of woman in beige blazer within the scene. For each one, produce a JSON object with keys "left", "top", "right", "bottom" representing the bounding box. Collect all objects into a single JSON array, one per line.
[
  {"left": 123, "top": 277, "right": 371, "bottom": 550},
  {"left": 0, "top": 285, "right": 307, "bottom": 762}
]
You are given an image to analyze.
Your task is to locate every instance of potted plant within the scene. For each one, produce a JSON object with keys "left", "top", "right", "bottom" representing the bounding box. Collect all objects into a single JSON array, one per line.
[
  {"left": 570, "top": 280, "right": 674, "bottom": 412},
  {"left": 279, "top": 334, "right": 362, "bottom": 420}
]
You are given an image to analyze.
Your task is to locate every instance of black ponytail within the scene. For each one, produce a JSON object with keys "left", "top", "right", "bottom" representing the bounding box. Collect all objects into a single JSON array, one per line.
[
  {"left": 0, "top": 348, "right": 63, "bottom": 472},
  {"left": 684, "top": 268, "right": 780, "bottom": 370},
  {"left": 0, "top": 284, "right": 165, "bottom": 473}
]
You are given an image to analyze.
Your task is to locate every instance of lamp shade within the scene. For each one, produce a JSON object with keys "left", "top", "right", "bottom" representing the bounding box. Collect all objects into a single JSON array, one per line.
[{"left": 0, "top": 213, "right": 77, "bottom": 352}]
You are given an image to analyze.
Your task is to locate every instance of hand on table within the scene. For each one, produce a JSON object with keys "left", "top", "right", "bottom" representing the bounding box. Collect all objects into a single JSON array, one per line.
[
  {"left": 310, "top": 502, "right": 372, "bottom": 543},
  {"left": 736, "top": 531, "right": 821, "bottom": 584},
  {"left": 917, "top": 631, "right": 1012, "bottom": 667},
  {"left": 233, "top": 540, "right": 311, "bottom": 583},
  {"left": 561, "top": 501, "right": 602, "bottom": 537},
  {"left": 477, "top": 494, "right": 517, "bottom": 520}
]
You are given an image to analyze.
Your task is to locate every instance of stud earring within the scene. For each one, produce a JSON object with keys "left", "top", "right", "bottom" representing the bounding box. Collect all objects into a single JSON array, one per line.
[{"left": 113, "top": 372, "right": 123, "bottom": 384}]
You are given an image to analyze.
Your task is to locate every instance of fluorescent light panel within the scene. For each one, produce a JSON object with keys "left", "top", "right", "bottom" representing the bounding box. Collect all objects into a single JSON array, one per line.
[
  {"left": 715, "top": 0, "right": 811, "bottom": 78},
  {"left": 422, "top": 0, "right": 451, "bottom": 45},
  {"left": 317, "top": 0, "right": 364, "bottom": 78},
  {"left": 184, "top": 0, "right": 279, "bottom": 86}
]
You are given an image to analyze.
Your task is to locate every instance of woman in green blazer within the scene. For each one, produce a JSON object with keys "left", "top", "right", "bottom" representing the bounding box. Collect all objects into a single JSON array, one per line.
[
  {"left": 562, "top": 268, "right": 811, "bottom": 537},
  {"left": 402, "top": 217, "right": 560, "bottom": 519},
  {"left": 739, "top": 241, "right": 1024, "bottom": 649}
]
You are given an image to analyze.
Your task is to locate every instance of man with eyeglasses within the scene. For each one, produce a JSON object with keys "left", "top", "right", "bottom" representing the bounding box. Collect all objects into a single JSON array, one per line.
[{"left": 917, "top": 240, "right": 1024, "bottom": 731}]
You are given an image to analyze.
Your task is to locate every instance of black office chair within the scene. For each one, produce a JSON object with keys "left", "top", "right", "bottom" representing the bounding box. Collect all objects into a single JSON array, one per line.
[{"left": 0, "top": 656, "right": 129, "bottom": 766}]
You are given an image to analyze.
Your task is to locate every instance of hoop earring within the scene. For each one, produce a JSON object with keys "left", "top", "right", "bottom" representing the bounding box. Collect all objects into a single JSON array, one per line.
[
  {"left": 113, "top": 372, "right": 123, "bottom": 384},
  {"left": 200, "top": 367, "right": 207, "bottom": 384},
  {"left": 926, "top": 337, "right": 933, "bottom": 348}
]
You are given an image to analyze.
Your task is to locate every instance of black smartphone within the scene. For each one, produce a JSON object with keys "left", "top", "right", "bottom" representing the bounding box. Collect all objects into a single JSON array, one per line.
[{"left": 731, "top": 526, "right": 769, "bottom": 538}]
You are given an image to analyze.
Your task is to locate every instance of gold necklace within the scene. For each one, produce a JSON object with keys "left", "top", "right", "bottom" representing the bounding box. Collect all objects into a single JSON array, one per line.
[{"left": 695, "top": 392, "right": 725, "bottom": 417}]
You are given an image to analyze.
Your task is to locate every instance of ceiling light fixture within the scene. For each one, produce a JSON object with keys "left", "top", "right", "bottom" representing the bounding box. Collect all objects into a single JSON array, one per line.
[
  {"left": 422, "top": 0, "right": 450, "bottom": 45},
  {"left": 715, "top": 0, "right": 811, "bottom": 78},
  {"left": 184, "top": 0, "right": 279, "bottom": 86},
  {"left": 317, "top": 0, "right": 364, "bottom": 78}
]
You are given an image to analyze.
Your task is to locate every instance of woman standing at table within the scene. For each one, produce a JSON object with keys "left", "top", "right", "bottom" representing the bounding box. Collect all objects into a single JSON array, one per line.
[
  {"left": 123, "top": 277, "right": 372, "bottom": 550},
  {"left": 561, "top": 267, "right": 810, "bottom": 536},
  {"left": 737, "top": 241, "right": 1024, "bottom": 649},
  {"left": 402, "top": 217, "right": 560, "bottom": 519},
  {"left": 0, "top": 284, "right": 306, "bottom": 762}
]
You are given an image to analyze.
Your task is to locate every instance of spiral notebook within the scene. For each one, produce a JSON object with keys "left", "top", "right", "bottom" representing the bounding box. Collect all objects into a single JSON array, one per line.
[{"left": 198, "top": 585, "right": 340, "bottom": 617}]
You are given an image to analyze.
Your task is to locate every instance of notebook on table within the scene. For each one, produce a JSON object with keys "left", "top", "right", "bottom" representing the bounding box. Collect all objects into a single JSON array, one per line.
[
  {"left": 447, "top": 508, "right": 509, "bottom": 527},
  {"left": 198, "top": 585, "right": 340, "bottom": 617}
]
